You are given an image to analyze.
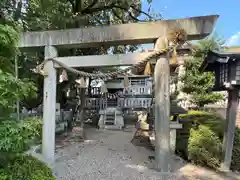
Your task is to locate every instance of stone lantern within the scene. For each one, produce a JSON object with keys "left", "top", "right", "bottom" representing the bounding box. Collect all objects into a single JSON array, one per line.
[
  {"left": 200, "top": 50, "right": 240, "bottom": 171},
  {"left": 201, "top": 50, "right": 240, "bottom": 90}
]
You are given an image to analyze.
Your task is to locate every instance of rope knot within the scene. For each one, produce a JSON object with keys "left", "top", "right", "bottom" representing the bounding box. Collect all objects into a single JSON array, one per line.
[
  {"left": 168, "top": 28, "right": 187, "bottom": 47},
  {"left": 167, "top": 28, "right": 187, "bottom": 65}
]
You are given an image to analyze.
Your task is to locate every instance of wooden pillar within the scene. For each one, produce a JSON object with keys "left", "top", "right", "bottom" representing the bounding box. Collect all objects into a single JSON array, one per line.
[
  {"left": 177, "top": 65, "right": 185, "bottom": 99},
  {"left": 42, "top": 45, "right": 57, "bottom": 162},
  {"left": 220, "top": 88, "right": 239, "bottom": 171},
  {"left": 154, "top": 37, "right": 171, "bottom": 172},
  {"left": 78, "top": 87, "right": 86, "bottom": 129}
]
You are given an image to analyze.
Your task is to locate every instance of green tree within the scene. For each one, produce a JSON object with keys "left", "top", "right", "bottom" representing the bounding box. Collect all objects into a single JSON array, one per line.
[{"left": 181, "top": 37, "right": 224, "bottom": 107}]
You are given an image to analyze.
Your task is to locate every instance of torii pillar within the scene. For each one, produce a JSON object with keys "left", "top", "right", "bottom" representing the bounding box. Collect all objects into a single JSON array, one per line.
[
  {"left": 42, "top": 45, "right": 57, "bottom": 163},
  {"left": 154, "top": 37, "right": 171, "bottom": 172}
]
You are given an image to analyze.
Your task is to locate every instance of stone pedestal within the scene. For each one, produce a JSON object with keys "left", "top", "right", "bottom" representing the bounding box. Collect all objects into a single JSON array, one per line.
[{"left": 150, "top": 122, "right": 182, "bottom": 153}]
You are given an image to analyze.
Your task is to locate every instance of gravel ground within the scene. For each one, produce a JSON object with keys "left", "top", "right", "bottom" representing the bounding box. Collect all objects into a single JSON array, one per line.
[{"left": 52, "top": 126, "right": 239, "bottom": 180}]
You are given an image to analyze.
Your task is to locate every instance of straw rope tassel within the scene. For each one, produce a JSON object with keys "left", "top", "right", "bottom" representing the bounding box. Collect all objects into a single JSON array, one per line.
[
  {"left": 171, "top": 47, "right": 178, "bottom": 65},
  {"left": 62, "top": 69, "right": 68, "bottom": 81},
  {"left": 59, "top": 69, "right": 68, "bottom": 83},
  {"left": 75, "top": 77, "right": 86, "bottom": 88},
  {"left": 124, "top": 75, "right": 129, "bottom": 88},
  {"left": 144, "top": 61, "right": 152, "bottom": 76},
  {"left": 79, "top": 77, "right": 85, "bottom": 87},
  {"left": 100, "top": 81, "right": 108, "bottom": 93}
]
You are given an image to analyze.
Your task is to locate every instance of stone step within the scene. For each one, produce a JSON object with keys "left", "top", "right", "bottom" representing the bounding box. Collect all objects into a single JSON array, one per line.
[
  {"left": 105, "top": 118, "right": 115, "bottom": 121},
  {"left": 103, "top": 125, "right": 122, "bottom": 130},
  {"left": 105, "top": 119, "right": 115, "bottom": 122},
  {"left": 104, "top": 121, "right": 115, "bottom": 124},
  {"left": 105, "top": 116, "right": 115, "bottom": 121},
  {"left": 104, "top": 114, "right": 115, "bottom": 125},
  {"left": 106, "top": 116, "right": 115, "bottom": 118},
  {"left": 106, "top": 114, "right": 115, "bottom": 117}
]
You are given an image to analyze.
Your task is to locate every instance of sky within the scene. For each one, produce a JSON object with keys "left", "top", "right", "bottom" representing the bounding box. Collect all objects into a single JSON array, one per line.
[{"left": 141, "top": 0, "right": 240, "bottom": 46}]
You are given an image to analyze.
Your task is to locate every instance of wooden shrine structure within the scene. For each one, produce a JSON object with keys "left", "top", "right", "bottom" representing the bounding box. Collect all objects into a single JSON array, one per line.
[
  {"left": 85, "top": 75, "right": 152, "bottom": 110},
  {"left": 19, "top": 15, "right": 218, "bottom": 172}
]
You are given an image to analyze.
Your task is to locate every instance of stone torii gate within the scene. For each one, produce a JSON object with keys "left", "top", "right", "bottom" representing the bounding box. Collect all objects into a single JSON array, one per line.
[{"left": 19, "top": 15, "right": 218, "bottom": 171}]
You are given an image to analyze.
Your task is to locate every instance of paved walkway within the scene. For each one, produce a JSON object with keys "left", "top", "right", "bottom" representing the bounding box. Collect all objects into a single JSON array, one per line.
[{"left": 53, "top": 126, "right": 240, "bottom": 180}]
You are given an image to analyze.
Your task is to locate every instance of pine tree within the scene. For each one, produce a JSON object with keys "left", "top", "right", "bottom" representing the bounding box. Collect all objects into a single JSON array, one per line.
[{"left": 181, "top": 37, "right": 225, "bottom": 107}]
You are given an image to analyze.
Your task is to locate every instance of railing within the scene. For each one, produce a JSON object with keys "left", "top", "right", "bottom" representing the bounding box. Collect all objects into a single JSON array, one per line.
[
  {"left": 129, "top": 79, "right": 149, "bottom": 86},
  {"left": 85, "top": 98, "right": 105, "bottom": 109},
  {"left": 118, "top": 98, "right": 152, "bottom": 108},
  {"left": 85, "top": 97, "right": 152, "bottom": 109},
  {"left": 88, "top": 87, "right": 102, "bottom": 95},
  {"left": 124, "top": 86, "right": 152, "bottom": 95}
]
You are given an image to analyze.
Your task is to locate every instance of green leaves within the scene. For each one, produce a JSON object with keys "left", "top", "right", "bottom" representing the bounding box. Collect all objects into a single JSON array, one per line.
[
  {"left": 0, "top": 24, "right": 19, "bottom": 73},
  {"left": 0, "top": 117, "right": 42, "bottom": 154},
  {"left": 178, "top": 111, "right": 240, "bottom": 170},
  {"left": 0, "top": 155, "right": 55, "bottom": 180},
  {"left": 0, "top": 117, "right": 53, "bottom": 179},
  {"left": 0, "top": 24, "right": 19, "bottom": 57},
  {"left": 0, "top": 70, "right": 37, "bottom": 114},
  {"left": 188, "top": 125, "right": 222, "bottom": 169},
  {"left": 191, "top": 93, "right": 224, "bottom": 108},
  {"left": 0, "top": 23, "right": 37, "bottom": 116}
]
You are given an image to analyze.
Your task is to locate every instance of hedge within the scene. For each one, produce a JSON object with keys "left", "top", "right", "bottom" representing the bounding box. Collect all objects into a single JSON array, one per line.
[
  {"left": 0, "top": 155, "right": 55, "bottom": 180},
  {"left": 176, "top": 110, "right": 240, "bottom": 171},
  {"left": 0, "top": 117, "right": 55, "bottom": 179},
  {"left": 188, "top": 125, "right": 222, "bottom": 168},
  {"left": 231, "top": 127, "right": 240, "bottom": 171},
  {"left": 0, "top": 117, "right": 42, "bottom": 154}
]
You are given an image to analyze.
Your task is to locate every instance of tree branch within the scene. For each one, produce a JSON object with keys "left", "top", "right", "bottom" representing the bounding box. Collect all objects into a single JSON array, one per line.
[
  {"left": 78, "top": 2, "right": 155, "bottom": 21},
  {"left": 82, "top": 0, "right": 99, "bottom": 12},
  {"left": 125, "top": 9, "right": 144, "bottom": 22},
  {"left": 95, "top": 18, "right": 102, "bottom": 25},
  {"left": 68, "top": 0, "right": 75, "bottom": 7},
  {"left": 112, "top": 9, "right": 126, "bottom": 23},
  {"left": 129, "top": 5, "right": 154, "bottom": 20}
]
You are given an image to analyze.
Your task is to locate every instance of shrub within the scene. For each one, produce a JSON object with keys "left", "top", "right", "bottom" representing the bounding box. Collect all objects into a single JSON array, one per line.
[
  {"left": 177, "top": 110, "right": 240, "bottom": 171},
  {"left": 0, "top": 117, "right": 53, "bottom": 179},
  {"left": 0, "top": 120, "right": 30, "bottom": 154},
  {"left": 0, "top": 155, "right": 55, "bottom": 180},
  {"left": 0, "top": 117, "right": 43, "bottom": 169},
  {"left": 176, "top": 111, "right": 225, "bottom": 158},
  {"left": 231, "top": 127, "right": 240, "bottom": 171},
  {"left": 0, "top": 117, "right": 42, "bottom": 154},
  {"left": 0, "top": 168, "right": 8, "bottom": 180},
  {"left": 188, "top": 125, "right": 222, "bottom": 169},
  {"left": 22, "top": 117, "right": 43, "bottom": 142},
  {"left": 180, "top": 110, "right": 225, "bottom": 139}
]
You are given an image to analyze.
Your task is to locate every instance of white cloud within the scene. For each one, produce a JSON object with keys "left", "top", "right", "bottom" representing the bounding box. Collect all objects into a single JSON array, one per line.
[{"left": 225, "top": 32, "right": 240, "bottom": 46}]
